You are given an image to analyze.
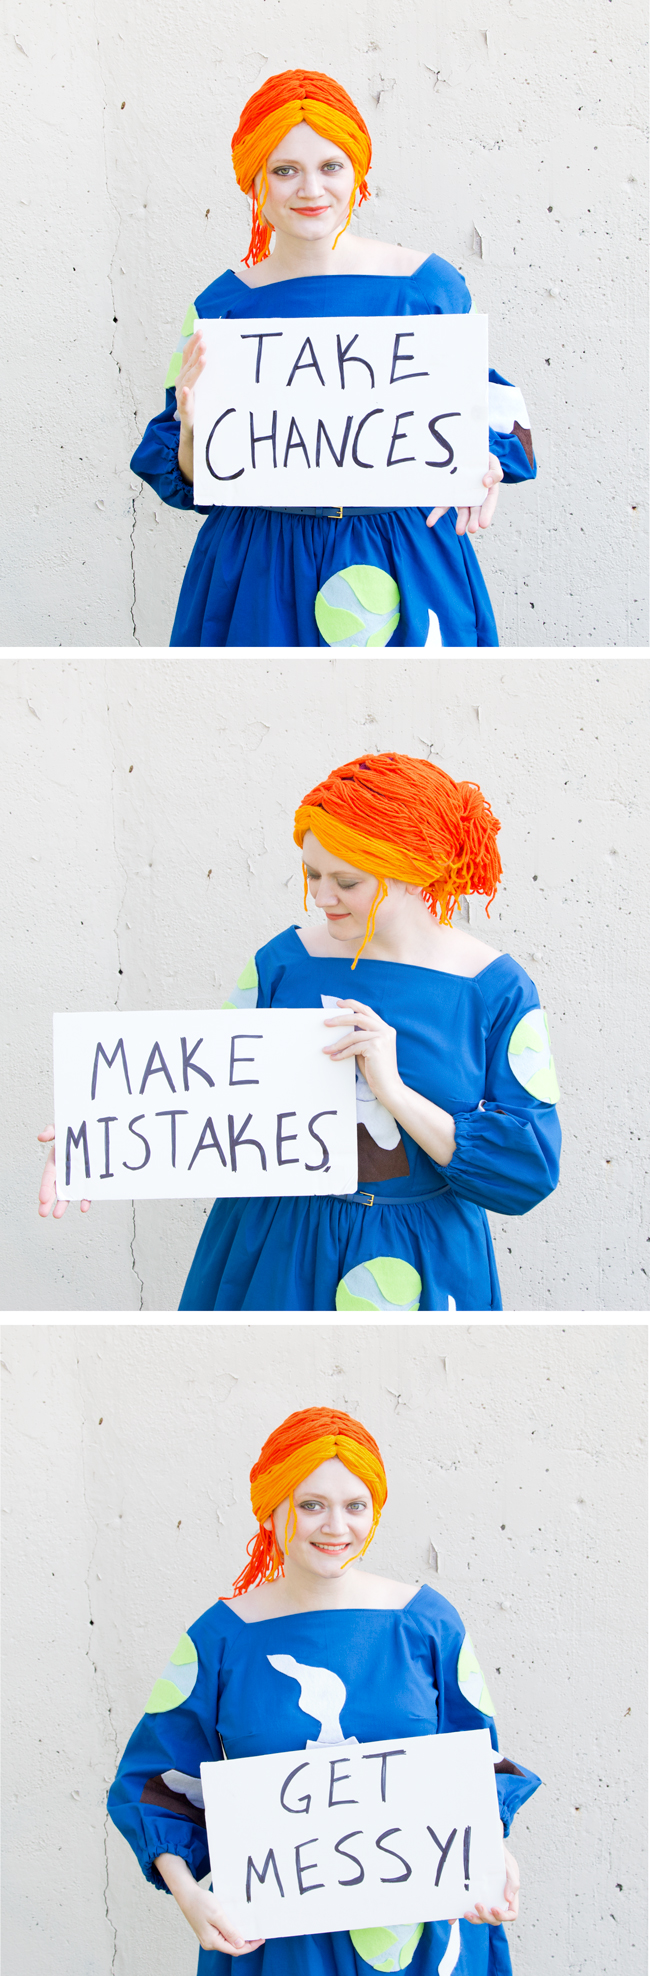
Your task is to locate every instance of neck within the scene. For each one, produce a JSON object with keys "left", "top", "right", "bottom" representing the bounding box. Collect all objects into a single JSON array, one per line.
[
  {"left": 331, "top": 898, "right": 455, "bottom": 966},
  {"left": 259, "top": 226, "right": 358, "bottom": 281},
  {"left": 278, "top": 1560, "right": 365, "bottom": 1611}
]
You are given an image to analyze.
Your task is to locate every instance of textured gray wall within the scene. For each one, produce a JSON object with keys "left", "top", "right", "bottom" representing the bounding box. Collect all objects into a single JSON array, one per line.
[
  {"left": 3, "top": 652, "right": 647, "bottom": 1312},
  {"left": 2, "top": 0, "right": 647, "bottom": 645},
  {"left": 1, "top": 1323, "right": 646, "bottom": 1976}
]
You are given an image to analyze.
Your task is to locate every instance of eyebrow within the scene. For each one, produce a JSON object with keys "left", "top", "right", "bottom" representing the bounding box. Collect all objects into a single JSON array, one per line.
[
  {"left": 270, "top": 152, "right": 347, "bottom": 166},
  {"left": 303, "top": 863, "right": 360, "bottom": 878}
]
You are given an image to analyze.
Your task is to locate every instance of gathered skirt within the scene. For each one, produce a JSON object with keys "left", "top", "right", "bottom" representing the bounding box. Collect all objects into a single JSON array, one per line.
[
  {"left": 179, "top": 1189, "right": 502, "bottom": 1313},
  {"left": 170, "top": 506, "right": 499, "bottom": 648}
]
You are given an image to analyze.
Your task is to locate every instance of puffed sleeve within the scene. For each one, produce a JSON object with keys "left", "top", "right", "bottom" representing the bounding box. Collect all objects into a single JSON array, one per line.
[
  {"left": 130, "top": 300, "right": 212, "bottom": 513},
  {"left": 441, "top": 963, "right": 561, "bottom": 1216},
  {"left": 416, "top": 1587, "right": 541, "bottom": 1837},
  {"left": 488, "top": 367, "right": 537, "bottom": 485},
  {"left": 411, "top": 259, "right": 537, "bottom": 484},
  {"left": 107, "top": 1608, "right": 225, "bottom": 1888}
]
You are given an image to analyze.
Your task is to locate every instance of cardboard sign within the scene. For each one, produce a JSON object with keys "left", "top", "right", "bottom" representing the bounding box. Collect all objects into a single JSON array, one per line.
[
  {"left": 53, "top": 1010, "right": 357, "bottom": 1200},
  {"left": 193, "top": 314, "right": 488, "bottom": 509},
  {"left": 200, "top": 1729, "right": 505, "bottom": 1941}
]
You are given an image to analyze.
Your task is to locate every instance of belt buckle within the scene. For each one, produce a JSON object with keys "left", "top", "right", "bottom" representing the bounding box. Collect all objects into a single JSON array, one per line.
[
  {"left": 358, "top": 1190, "right": 375, "bottom": 1206},
  {"left": 327, "top": 504, "right": 344, "bottom": 521}
]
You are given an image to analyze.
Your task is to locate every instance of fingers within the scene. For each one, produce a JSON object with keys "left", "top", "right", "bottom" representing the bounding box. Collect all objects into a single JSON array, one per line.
[
  {"left": 38, "top": 1131, "right": 90, "bottom": 1218},
  {"left": 38, "top": 1143, "right": 59, "bottom": 1218},
  {"left": 458, "top": 505, "right": 482, "bottom": 535},
  {"left": 463, "top": 1900, "right": 516, "bottom": 1926}
]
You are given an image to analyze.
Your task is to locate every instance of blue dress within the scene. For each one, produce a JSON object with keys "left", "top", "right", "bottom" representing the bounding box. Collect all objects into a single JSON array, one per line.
[
  {"left": 178, "top": 930, "right": 561, "bottom": 1314},
  {"left": 131, "top": 255, "right": 537, "bottom": 647},
  {"left": 107, "top": 1584, "right": 541, "bottom": 1976}
]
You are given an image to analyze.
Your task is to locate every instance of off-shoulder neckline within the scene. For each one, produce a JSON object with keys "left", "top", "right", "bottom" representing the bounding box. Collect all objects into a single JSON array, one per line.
[
  {"left": 225, "top": 251, "right": 440, "bottom": 293},
  {"left": 287, "top": 924, "right": 506, "bottom": 982},
  {"left": 218, "top": 1585, "right": 427, "bottom": 1628}
]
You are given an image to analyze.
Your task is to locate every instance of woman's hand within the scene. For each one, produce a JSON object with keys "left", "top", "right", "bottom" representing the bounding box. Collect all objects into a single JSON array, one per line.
[
  {"left": 155, "top": 1855, "right": 264, "bottom": 1957},
  {"left": 427, "top": 453, "right": 504, "bottom": 535},
  {"left": 175, "top": 329, "right": 207, "bottom": 483},
  {"left": 323, "top": 999, "right": 402, "bottom": 1113},
  {"left": 463, "top": 1843, "right": 520, "bottom": 1925},
  {"left": 323, "top": 999, "right": 456, "bottom": 1167},
  {"left": 37, "top": 1127, "right": 91, "bottom": 1219}
]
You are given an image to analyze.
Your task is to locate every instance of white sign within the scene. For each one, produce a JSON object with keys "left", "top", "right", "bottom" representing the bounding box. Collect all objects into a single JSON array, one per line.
[
  {"left": 193, "top": 315, "right": 489, "bottom": 509},
  {"left": 200, "top": 1729, "right": 505, "bottom": 1941},
  {"left": 53, "top": 1010, "right": 357, "bottom": 1200}
]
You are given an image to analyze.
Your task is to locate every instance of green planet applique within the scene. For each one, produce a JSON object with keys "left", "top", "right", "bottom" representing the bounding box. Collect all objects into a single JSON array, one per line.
[
  {"left": 145, "top": 1632, "right": 198, "bottom": 1713},
  {"left": 457, "top": 1633, "right": 494, "bottom": 1715},
  {"left": 222, "top": 954, "right": 259, "bottom": 1010},
  {"left": 507, "top": 1006, "right": 560, "bottom": 1103},
  {"left": 164, "top": 302, "right": 199, "bottom": 389},
  {"left": 335, "top": 1257, "right": 422, "bottom": 1312},
  {"left": 315, "top": 567, "right": 400, "bottom": 648},
  {"left": 350, "top": 1922, "right": 424, "bottom": 1970}
]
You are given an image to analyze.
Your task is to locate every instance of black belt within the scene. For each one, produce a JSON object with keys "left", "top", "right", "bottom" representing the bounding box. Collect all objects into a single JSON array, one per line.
[
  {"left": 263, "top": 504, "right": 426, "bottom": 519},
  {"left": 330, "top": 1183, "right": 449, "bottom": 1207}
]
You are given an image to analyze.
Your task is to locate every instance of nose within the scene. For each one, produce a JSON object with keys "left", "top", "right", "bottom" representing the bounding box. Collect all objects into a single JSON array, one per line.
[
  {"left": 312, "top": 875, "right": 341, "bottom": 907},
  {"left": 321, "top": 1505, "right": 348, "bottom": 1534},
  {"left": 296, "top": 168, "right": 327, "bottom": 200}
]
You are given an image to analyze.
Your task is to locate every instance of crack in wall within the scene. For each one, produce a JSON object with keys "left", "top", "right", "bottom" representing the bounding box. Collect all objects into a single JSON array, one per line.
[
  {"left": 77, "top": 1350, "right": 119, "bottom": 1974},
  {"left": 94, "top": 4, "right": 141, "bottom": 644},
  {"left": 129, "top": 486, "right": 142, "bottom": 645},
  {"left": 130, "top": 1204, "right": 144, "bottom": 1310}
]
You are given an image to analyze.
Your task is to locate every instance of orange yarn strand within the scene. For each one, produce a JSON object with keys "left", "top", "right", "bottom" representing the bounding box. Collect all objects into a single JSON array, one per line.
[{"left": 231, "top": 1407, "right": 387, "bottom": 1596}]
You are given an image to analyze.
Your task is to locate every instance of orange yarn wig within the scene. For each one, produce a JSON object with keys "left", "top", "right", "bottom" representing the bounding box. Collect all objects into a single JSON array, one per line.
[
  {"left": 294, "top": 751, "right": 503, "bottom": 966},
  {"left": 231, "top": 69, "right": 372, "bottom": 266},
  {"left": 231, "top": 1407, "right": 387, "bottom": 1595}
]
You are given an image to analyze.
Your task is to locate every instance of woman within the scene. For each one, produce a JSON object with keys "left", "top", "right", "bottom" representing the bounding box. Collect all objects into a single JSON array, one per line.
[
  {"left": 107, "top": 1406, "right": 541, "bottom": 1975},
  {"left": 37, "top": 752, "right": 561, "bottom": 1312},
  {"left": 178, "top": 752, "right": 561, "bottom": 1312},
  {"left": 132, "top": 68, "right": 537, "bottom": 647}
]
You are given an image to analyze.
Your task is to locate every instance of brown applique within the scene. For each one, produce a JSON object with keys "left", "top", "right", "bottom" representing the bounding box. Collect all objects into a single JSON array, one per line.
[
  {"left": 357, "top": 1122, "right": 410, "bottom": 1182},
  {"left": 513, "top": 421, "right": 534, "bottom": 468},
  {"left": 141, "top": 1773, "right": 206, "bottom": 1826}
]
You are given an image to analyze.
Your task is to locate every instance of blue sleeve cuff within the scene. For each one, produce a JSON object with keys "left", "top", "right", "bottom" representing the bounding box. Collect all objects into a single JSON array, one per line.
[{"left": 495, "top": 1759, "right": 542, "bottom": 1836}]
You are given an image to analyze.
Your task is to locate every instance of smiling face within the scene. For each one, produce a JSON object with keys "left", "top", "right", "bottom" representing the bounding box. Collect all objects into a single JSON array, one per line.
[
  {"left": 301, "top": 826, "right": 416, "bottom": 949},
  {"left": 254, "top": 120, "right": 356, "bottom": 250},
  {"left": 267, "top": 1457, "right": 375, "bottom": 1579}
]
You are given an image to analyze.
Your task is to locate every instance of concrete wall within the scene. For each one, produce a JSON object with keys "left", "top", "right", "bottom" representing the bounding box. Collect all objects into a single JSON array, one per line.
[
  {"left": 3, "top": 652, "right": 647, "bottom": 1313},
  {"left": 2, "top": 1323, "right": 646, "bottom": 1976},
  {"left": 3, "top": 0, "right": 647, "bottom": 647}
]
